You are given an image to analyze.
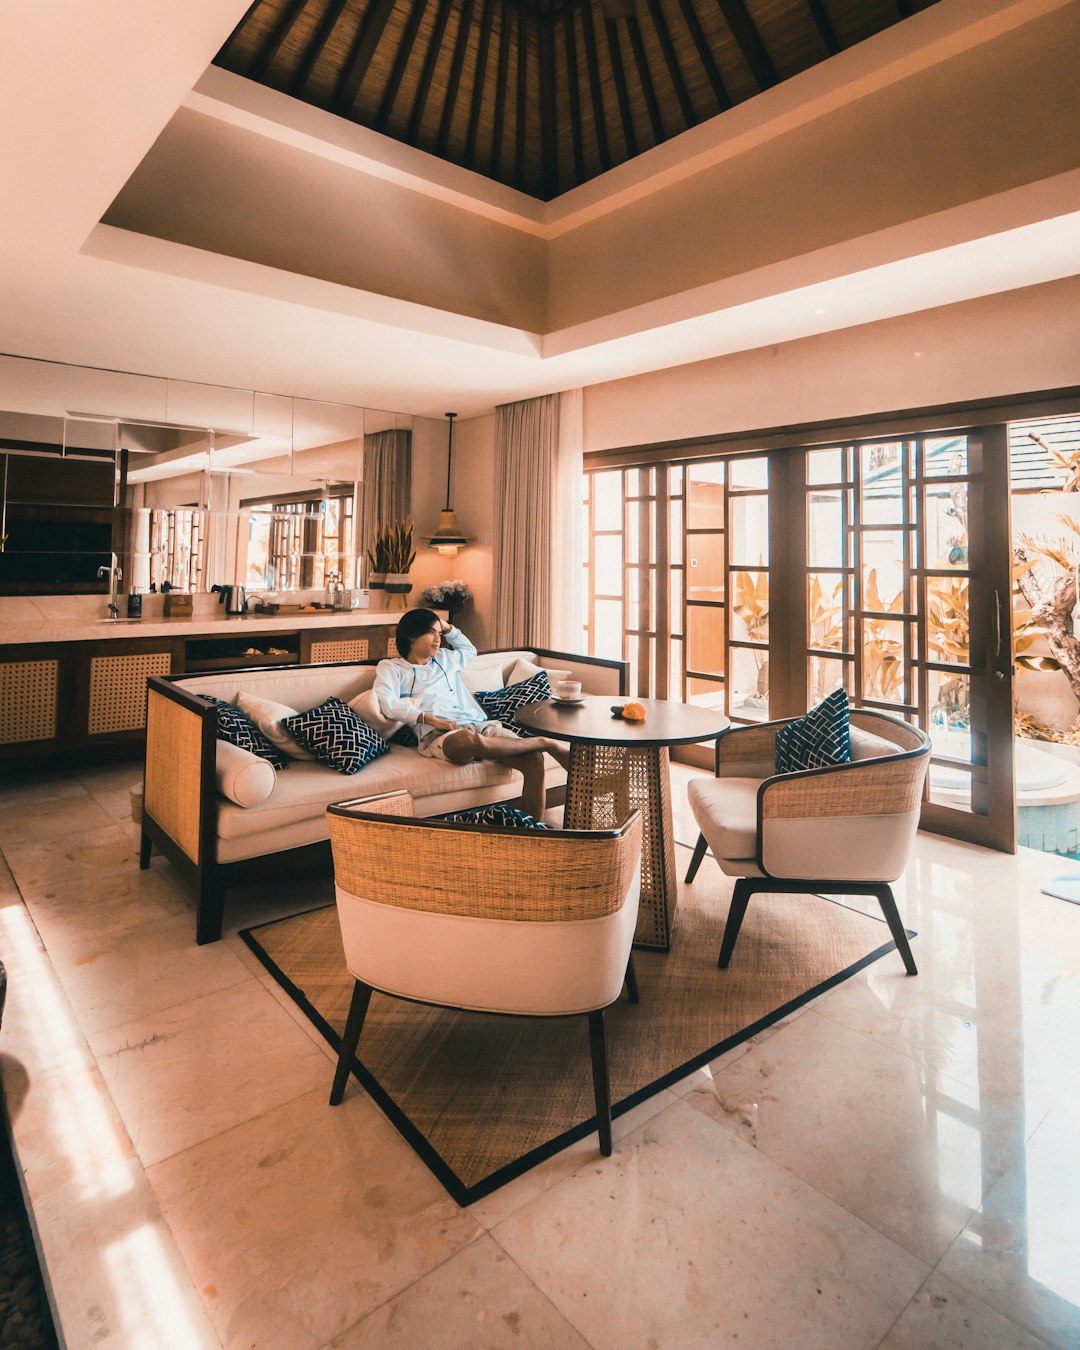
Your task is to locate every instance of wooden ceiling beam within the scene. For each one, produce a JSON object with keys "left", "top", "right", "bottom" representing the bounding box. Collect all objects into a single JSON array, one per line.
[
  {"left": 580, "top": 5, "right": 612, "bottom": 171},
  {"left": 406, "top": 0, "right": 454, "bottom": 143},
  {"left": 374, "top": 0, "right": 427, "bottom": 133},
  {"left": 715, "top": 0, "right": 778, "bottom": 90},
  {"left": 491, "top": 6, "right": 512, "bottom": 179},
  {"left": 464, "top": 0, "right": 495, "bottom": 164},
  {"left": 437, "top": 0, "right": 477, "bottom": 154},
  {"left": 643, "top": 0, "right": 696, "bottom": 129},
  {"left": 289, "top": 0, "right": 349, "bottom": 96},
  {"left": 562, "top": 11, "right": 586, "bottom": 185},
  {"left": 604, "top": 19, "right": 638, "bottom": 158},
  {"left": 514, "top": 6, "right": 529, "bottom": 189},
  {"left": 331, "top": 0, "right": 398, "bottom": 114},
  {"left": 217, "top": 0, "right": 267, "bottom": 68},
  {"left": 626, "top": 15, "right": 665, "bottom": 143},
  {"left": 539, "top": 10, "right": 559, "bottom": 197},
  {"left": 804, "top": 0, "right": 840, "bottom": 55},
  {"left": 674, "top": 0, "right": 731, "bottom": 110},
  {"left": 244, "top": 0, "right": 307, "bottom": 82},
  {"left": 894, "top": 0, "right": 914, "bottom": 15}
]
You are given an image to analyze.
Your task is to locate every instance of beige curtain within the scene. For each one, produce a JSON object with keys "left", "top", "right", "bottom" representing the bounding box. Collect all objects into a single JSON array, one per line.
[
  {"left": 492, "top": 394, "right": 560, "bottom": 647},
  {"left": 359, "top": 429, "right": 411, "bottom": 581}
]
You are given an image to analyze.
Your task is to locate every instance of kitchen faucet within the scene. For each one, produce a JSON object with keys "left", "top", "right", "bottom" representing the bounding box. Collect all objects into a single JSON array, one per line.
[{"left": 97, "top": 556, "right": 123, "bottom": 618}]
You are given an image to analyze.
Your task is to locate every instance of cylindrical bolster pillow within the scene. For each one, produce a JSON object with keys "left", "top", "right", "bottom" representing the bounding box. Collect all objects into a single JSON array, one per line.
[{"left": 215, "top": 739, "right": 277, "bottom": 808}]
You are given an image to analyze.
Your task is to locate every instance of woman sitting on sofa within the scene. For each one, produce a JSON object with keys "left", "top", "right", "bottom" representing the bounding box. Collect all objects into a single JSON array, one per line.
[{"left": 372, "top": 609, "right": 569, "bottom": 819}]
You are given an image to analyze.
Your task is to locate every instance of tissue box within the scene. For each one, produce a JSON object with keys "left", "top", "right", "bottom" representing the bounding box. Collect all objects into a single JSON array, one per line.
[{"left": 163, "top": 593, "right": 193, "bottom": 618}]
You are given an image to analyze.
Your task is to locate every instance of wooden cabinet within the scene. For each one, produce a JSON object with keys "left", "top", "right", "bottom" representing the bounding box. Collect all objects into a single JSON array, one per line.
[{"left": 0, "top": 620, "right": 397, "bottom": 762}]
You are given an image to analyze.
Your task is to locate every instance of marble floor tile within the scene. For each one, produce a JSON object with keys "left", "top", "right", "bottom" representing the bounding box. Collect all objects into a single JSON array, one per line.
[
  {"left": 0, "top": 769, "right": 84, "bottom": 806},
  {"left": 328, "top": 1232, "right": 590, "bottom": 1349},
  {"left": 684, "top": 1007, "right": 1029, "bottom": 1266},
  {"left": 4, "top": 822, "right": 146, "bottom": 893},
  {"left": 878, "top": 1272, "right": 1050, "bottom": 1350},
  {"left": 0, "top": 790, "right": 117, "bottom": 848},
  {"left": 21, "top": 863, "right": 197, "bottom": 953},
  {"left": 493, "top": 1098, "right": 929, "bottom": 1350},
  {"left": 938, "top": 1117, "right": 1080, "bottom": 1346},
  {"left": 89, "top": 978, "right": 331, "bottom": 1167},
  {"left": 148, "top": 1086, "right": 482, "bottom": 1350}
]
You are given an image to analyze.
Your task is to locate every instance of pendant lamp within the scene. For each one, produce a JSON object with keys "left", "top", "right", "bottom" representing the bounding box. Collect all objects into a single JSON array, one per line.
[{"left": 427, "top": 412, "right": 469, "bottom": 556}]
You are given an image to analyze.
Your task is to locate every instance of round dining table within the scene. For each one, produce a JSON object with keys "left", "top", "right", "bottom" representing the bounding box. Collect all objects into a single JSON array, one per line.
[{"left": 515, "top": 695, "right": 730, "bottom": 950}]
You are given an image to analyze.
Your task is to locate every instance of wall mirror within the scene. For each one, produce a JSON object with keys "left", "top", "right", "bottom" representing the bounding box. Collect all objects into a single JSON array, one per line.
[{"left": 0, "top": 386, "right": 411, "bottom": 597}]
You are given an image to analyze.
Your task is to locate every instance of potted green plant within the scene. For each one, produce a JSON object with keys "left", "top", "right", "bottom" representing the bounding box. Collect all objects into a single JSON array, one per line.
[
  {"left": 366, "top": 527, "right": 392, "bottom": 590},
  {"left": 383, "top": 518, "right": 416, "bottom": 606}
]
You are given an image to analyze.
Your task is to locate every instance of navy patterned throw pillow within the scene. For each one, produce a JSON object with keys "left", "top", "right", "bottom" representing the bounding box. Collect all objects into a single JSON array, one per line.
[
  {"left": 475, "top": 670, "right": 551, "bottom": 735},
  {"left": 775, "top": 688, "right": 851, "bottom": 774},
  {"left": 281, "top": 697, "right": 390, "bottom": 775},
  {"left": 437, "top": 804, "right": 550, "bottom": 830},
  {"left": 201, "top": 695, "right": 288, "bottom": 769}
]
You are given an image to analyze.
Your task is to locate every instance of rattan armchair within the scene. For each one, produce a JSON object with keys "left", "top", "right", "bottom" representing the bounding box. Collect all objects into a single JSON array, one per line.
[
  {"left": 325, "top": 790, "right": 644, "bottom": 1156},
  {"left": 685, "top": 710, "right": 931, "bottom": 975}
]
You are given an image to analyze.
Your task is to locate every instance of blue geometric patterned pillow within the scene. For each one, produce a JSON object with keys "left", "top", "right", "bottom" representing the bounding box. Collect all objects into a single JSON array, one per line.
[
  {"left": 200, "top": 695, "right": 288, "bottom": 769},
  {"left": 475, "top": 670, "right": 551, "bottom": 735},
  {"left": 775, "top": 688, "right": 851, "bottom": 774},
  {"left": 437, "top": 804, "right": 550, "bottom": 830},
  {"left": 281, "top": 697, "right": 390, "bottom": 775}
]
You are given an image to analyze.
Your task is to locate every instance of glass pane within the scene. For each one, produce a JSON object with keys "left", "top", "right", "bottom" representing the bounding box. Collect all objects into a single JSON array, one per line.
[
  {"left": 728, "top": 456, "right": 768, "bottom": 490},
  {"left": 730, "top": 570, "right": 769, "bottom": 642},
  {"left": 593, "top": 599, "right": 624, "bottom": 660},
  {"left": 687, "top": 605, "right": 725, "bottom": 676},
  {"left": 923, "top": 482, "right": 968, "bottom": 568},
  {"left": 928, "top": 669, "right": 971, "bottom": 747},
  {"left": 594, "top": 535, "right": 622, "bottom": 595},
  {"left": 925, "top": 576, "right": 970, "bottom": 665},
  {"left": 669, "top": 497, "right": 683, "bottom": 564},
  {"left": 730, "top": 495, "right": 769, "bottom": 565},
  {"left": 807, "top": 448, "right": 844, "bottom": 484},
  {"left": 593, "top": 472, "right": 621, "bottom": 531},
  {"left": 808, "top": 489, "right": 845, "bottom": 567},
  {"left": 627, "top": 568, "right": 655, "bottom": 627},
  {"left": 862, "top": 535, "right": 905, "bottom": 612},
  {"left": 861, "top": 618, "right": 908, "bottom": 703},
  {"left": 923, "top": 435, "right": 968, "bottom": 478},
  {"left": 686, "top": 534, "right": 725, "bottom": 600},
  {"left": 861, "top": 442, "right": 905, "bottom": 525},
  {"left": 730, "top": 646, "right": 769, "bottom": 720},
  {"left": 670, "top": 569, "right": 683, "bottom": 634},
  {"left": 625, "top": 468, "right": 643, "bottom": 497},
  {"left": 688, "top": 676, "right": 725, "bottom": 708},
  {"left": 686, "top": 462, "right": 725, "bottom": 529},
  {"left": 669, "top": 465, "right": 684, "bottom": 495},
  {"left": 625, "top": 499, "right": 654, "bottom": 565},
  {"left": 808, "top": 573, "right": 848, "bottom": 651},
  {"left": 669, "top": 636, "right": 683, "bottom": 699},
  {"left": 809, "top": 655, "right": 848, "bottom": 705}
]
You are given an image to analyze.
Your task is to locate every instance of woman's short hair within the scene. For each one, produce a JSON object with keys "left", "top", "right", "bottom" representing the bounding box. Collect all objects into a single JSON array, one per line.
[{"left": 395, "top": 608, "right": 441, "bottom": 658}]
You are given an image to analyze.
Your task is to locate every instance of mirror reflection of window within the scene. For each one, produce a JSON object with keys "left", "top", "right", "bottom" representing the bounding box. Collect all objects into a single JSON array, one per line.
[
  {"left": 241, "top": 487, "right": 354, "bottom": 591},
  {"left": 150, "top": 508, "right": 207, "bottom": 593}
]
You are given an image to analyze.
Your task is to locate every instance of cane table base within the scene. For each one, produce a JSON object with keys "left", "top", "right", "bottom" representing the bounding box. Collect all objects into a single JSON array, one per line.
[{"left": 565, "top": 743, "right": 677, "bottom": 950}]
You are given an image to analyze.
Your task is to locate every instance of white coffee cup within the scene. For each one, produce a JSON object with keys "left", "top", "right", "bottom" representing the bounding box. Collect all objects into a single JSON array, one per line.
[{"left": 554, "top": 679, "right": 582, "bottom": 700}]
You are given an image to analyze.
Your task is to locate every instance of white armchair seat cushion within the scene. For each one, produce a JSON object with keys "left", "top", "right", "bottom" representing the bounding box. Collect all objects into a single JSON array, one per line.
[{"left": 688, "top": 776, "right": 760, "bottom": 861}]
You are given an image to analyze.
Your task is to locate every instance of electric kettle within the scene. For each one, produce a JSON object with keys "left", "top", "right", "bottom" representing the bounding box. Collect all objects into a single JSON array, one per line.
[{"left": 212, "top": 584, "right": 247, "bottom": 615}]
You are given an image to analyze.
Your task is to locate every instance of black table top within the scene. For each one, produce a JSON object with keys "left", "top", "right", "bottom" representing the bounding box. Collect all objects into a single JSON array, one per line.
[{"left": 514, "top": 695, "right": 730, "bottom": 748}]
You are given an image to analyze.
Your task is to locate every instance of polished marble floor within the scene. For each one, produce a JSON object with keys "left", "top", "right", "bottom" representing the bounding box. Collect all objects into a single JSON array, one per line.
[{"left": 1, "top": 760, "right": 1079, "bottom": 1349}]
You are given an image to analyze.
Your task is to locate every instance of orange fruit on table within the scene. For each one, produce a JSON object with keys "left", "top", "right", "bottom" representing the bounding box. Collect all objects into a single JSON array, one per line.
[{"left": 622, "top": 701, "right": 646, "bottom": 721}]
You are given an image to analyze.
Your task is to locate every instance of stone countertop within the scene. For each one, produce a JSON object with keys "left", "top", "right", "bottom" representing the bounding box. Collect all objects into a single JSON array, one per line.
[{"left": 0, "top": 606, "right": 405, "bottom": 645}]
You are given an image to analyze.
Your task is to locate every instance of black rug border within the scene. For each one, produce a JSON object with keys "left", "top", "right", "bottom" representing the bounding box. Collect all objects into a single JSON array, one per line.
[{"left": 241, "top": 896, "right": 913, "bottom": 1208}]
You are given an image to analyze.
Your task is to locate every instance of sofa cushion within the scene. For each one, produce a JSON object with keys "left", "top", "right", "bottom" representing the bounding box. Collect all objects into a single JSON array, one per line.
[
  {"left": 687, "top": 777, "right": 760, "bottom": 861},
  {"left": 201, "top": 695, "right": 288, "bottom": 769},
  {"left": 437, "top": 804, "right": 550, "bottom": 830},
  {"left": 475, "top": 670, "right": 551, "bottom": 733},
  {"left": 462, "top": 660, "right": 510, "bottom": 694},
  {"left": 849, "top": 726, "right": 900, "bottom": 760},
  {"left": 775, "top": 688, "right": 851, "bottom": 774},
  {"left": 281, "top": 697, "right": 390, "bottom": 774},
  {"left": 508, "top": 657, "right": 571, "bottom": 688},
  {"left": 348, "top": 687, "right": 418, "bottom": 742},
  {"left": 236, "top": 691, "right": 315, "bottom": 761},
  {"left": 215, "top": 740, "right": 277, "bottom": 807}
]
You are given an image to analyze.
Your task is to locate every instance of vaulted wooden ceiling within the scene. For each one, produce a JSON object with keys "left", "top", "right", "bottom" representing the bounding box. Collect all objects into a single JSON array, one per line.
[{"left": 215, "top": 0, "right": 939, "bottom": 201}]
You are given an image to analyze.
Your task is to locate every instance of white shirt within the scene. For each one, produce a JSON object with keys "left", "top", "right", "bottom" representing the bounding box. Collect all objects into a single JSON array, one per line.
[{"left": 372, "top": 627, "right": 488, "bottom": 726}]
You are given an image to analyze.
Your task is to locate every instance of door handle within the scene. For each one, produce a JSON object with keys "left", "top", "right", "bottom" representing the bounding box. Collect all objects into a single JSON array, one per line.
[{"left": 993, "top": 589, "right": 1002, "bottom": 662}]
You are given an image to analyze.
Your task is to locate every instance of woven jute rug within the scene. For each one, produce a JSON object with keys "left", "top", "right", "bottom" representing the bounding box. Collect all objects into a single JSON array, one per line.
[{"left": 242, "top": 859, "right": 908, "bottom": 1205}]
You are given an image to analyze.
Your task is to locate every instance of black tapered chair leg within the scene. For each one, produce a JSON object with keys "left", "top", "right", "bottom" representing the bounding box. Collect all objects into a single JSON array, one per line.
[
  {"left": 873, "top": 884, "right": 918, "bottom": 976},
  {"left": 624, "top": 953, "right": 639, "bottom": 1005},
  {"left": 718, "top": 878, "right": 753, "bottom": 969},
  {"left": 685, "top": 832, "right": 709, "bottom": 883},
  {"left": 139, "top": 829, "right": 152, "bottom": 870},
  {"left": 330, "top": 980, "right": 373, "bottom": 1105},
  {"left": 587, "top": 1008, "right": 613, "bottom": 1156}
]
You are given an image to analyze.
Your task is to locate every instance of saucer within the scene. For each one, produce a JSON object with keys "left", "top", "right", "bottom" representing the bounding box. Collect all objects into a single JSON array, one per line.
[{"left": 552, "top": 696, "right": 585, "bottom": 706}]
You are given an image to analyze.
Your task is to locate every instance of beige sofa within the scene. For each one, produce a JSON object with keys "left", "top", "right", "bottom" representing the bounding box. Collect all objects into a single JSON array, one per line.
[{"left": 140, "top": 648, "right": 627, "bottom": 943}]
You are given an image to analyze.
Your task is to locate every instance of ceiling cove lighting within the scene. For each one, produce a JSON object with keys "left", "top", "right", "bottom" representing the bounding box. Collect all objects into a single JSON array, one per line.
[{"left": 427, "top": 412, "right": 469, "bottom": 557}]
